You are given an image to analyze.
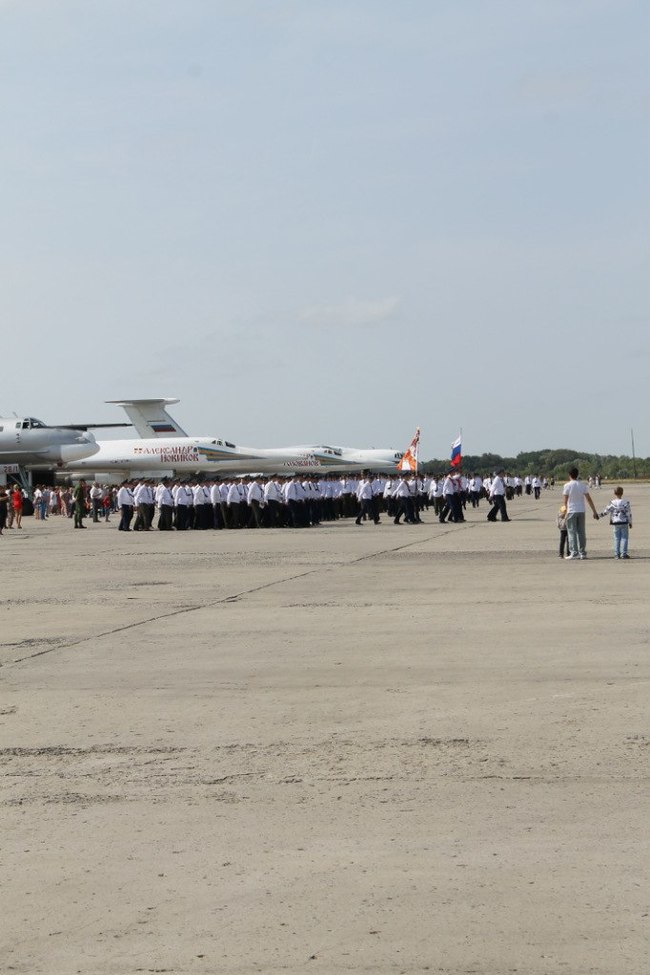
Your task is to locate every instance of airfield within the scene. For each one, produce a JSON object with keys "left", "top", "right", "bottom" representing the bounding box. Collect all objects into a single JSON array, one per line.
[{"left": 1, "top": 485, "right": 648, "bottom": 975}]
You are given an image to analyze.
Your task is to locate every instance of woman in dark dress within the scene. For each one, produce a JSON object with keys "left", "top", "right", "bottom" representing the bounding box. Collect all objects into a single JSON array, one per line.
[{"left": 0, "top": 488, "right": 8, "bottom": 535}]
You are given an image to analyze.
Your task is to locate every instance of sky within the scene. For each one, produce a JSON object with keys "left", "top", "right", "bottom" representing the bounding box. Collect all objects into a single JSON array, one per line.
[{"left": 1, "top": 0, "right": 648, "bottom": 460}]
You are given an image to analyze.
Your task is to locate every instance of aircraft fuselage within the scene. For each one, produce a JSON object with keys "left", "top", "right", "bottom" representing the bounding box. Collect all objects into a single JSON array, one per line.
[
  {"left": 64, "top": 437, "right": 330, "bottom": 474},
  {"left": 0, "top": 417, "right": 99, "bottom": 468},
  {"left": 63, "top": 437, "right": 402, "bottom": 475}
]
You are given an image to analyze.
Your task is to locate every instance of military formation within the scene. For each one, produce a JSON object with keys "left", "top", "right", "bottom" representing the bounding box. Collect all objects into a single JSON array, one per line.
[{"left": 40, "top": 470, "right": 553, "bottom": 532}]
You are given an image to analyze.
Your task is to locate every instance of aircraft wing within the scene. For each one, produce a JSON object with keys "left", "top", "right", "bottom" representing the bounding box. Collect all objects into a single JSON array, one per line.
[{"left": 54, "top": 423, "right": 132, "bottom": 431}]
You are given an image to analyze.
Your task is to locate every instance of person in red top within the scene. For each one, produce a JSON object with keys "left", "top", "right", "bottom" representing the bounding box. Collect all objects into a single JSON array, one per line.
[{"left": 10, "top": 487, "right": 24, "bottom": 529}]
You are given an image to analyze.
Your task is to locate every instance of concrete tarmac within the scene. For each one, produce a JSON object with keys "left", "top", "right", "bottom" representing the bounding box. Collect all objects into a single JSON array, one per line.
[{"left": 1, "top": 485, "right": 648, "bottom": 974}]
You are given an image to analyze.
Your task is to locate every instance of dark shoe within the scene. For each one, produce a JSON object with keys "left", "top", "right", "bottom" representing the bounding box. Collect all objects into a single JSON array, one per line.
[{"left": 622, "top": 554, "right": 630, "bottom": 559}]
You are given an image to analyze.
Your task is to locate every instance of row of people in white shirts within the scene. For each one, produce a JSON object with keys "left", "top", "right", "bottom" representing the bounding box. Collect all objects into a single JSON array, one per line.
[
  {"left": 117, "top": 476, "right": 430, "bottom": 509},
  {"left": 114, "top": 472, "right": 553, "bottom": 510}
]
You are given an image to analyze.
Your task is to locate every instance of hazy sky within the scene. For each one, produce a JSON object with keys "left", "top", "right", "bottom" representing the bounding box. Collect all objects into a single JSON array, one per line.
[{"left": 1, "top": 0, "right": 648, "bottom": 460}]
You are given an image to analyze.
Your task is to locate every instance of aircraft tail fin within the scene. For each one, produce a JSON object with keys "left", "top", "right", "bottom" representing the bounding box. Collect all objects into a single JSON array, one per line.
[{"left": 106, "top": 399, "right": 188, "bottom": 438}]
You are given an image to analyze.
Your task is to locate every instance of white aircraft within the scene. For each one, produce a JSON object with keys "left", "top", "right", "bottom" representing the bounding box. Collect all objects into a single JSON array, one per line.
[
  {"left": 293, "top": 444, "right": 404, "bottom": 471},
  {"left": 62, "top": 399, "right": 404, "bottom": 476},
  {"left": 0, "top": 415, "right": 99, "bottom": 470}
]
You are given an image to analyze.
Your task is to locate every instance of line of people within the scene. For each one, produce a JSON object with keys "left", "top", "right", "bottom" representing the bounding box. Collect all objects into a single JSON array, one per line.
[{"left": 60, "top": 470, "right": 533, "bottom": 533}]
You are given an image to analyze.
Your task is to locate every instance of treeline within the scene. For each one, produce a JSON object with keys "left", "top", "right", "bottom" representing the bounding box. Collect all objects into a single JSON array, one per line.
[{"left": 421, "top": 448, "right": 649, "bottom": 480}]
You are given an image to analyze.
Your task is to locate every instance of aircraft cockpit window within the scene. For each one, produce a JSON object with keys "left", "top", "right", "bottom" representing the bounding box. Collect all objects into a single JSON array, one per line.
[
  {"left": 225, "top": 441, "right": 236, "bottom": 449},
  {"left": 21, "top": 421, "right": 30, "bottom": 429},
  {"left": 28, "top": 418, "right": 46, "bottom": 428}
]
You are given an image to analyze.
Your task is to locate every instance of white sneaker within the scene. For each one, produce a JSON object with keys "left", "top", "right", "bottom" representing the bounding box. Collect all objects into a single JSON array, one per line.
[{"left": 565, "top": 554, "right": 578, "bottom": 560}]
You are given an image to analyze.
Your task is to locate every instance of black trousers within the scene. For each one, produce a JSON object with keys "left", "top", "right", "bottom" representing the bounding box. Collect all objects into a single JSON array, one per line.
[
  {"left": 356, "top": 498, "right": 377, "bottom": 524},
  {"left": 440, "top": 495, "right": 461, "bottom": 522},
  {"left": 249, "top": 499, "right": 264, "bottom": 528},
  {"left": 394, "top": 497, "right": 415, "bottom": 524},
  {"left": 487, "top": 495, "right": 509, "bottom": 521}
]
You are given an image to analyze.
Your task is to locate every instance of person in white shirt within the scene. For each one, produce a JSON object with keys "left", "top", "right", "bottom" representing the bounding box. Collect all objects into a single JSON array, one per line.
[
  {"left": 430, "top": 476, "right": 444, "bottom": 517},
  {"left": 133, "top": 481, "right": 154, "bottom": 531},
  {"left": 209, "top": 480, "right": 225, "bottom": 529},
  {"left": 486, "top": 470, "right": 510, "bottom": 523},
  {"left": 192, "top": 482, "right": 211, "bottom": 530},
  {"left": 469, "top": 474, "right": 483, "bottom": 509},
  {"left": 340, "top": 477, "right": 355, "bottom": 519},
  {"left": 355, "top": 476, "right": 378, "bottom": 526},
  {"left": 246, "top": 478, "right": 265, "bottom": 528},
  {"left": 562, "top": 467, "right": 599, "bottom": 559},
  {"left": 117, "top": 481, "right": 135, "bottom": 531},
  {"left": 89, "top": 482, "right": 104, "bottom": 523},
  {"left": 50, "top": 488, "right": 60, "bottom": 516},
  {"left": 32, "top": 486, "right": 43, "bottom": 520},
  {"left": 440, "top": 472, "right": 462, "bottom": 524},
  {"left": 216, "top": 480, "right": 229, "bottom": 528},
  {"left": 391, "top": 475, "right": 415, "bottom": 525},
  {"left": 383, "top": 478, "right": 396, "bottom": 519},
  {"left": 225, "top": 480, "right": 242, "bottom": 528},
  {"left": 310, "top": 477, "right": 323, "bottom": 525},
  {"left": 155, "top": 481, "right": 174, "bottom": 531},
  {"left": 320, "top": 477, "right": 333, "bottom": 521},
  {"left": 283, "top": 475, "right": 306, "bottom": 528},
  {"left": 263, "top": 478, "right": 284, "bottom": 527},
  {"left": 172, "top": 482, "right": 192, "bottom": 531}
]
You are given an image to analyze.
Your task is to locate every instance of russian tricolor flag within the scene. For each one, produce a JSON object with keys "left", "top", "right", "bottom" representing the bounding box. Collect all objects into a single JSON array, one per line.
[{"left": 450, "top": 434, "right": 462, "bottom": 468}]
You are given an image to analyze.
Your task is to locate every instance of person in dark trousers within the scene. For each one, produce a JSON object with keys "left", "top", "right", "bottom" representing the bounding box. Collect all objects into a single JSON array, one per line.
[
  {"left": 487, "top": 470, "right": 510, "bottom": 522},
  {"left": 73, "top": 480, "right": 88, "bottom": 528}
]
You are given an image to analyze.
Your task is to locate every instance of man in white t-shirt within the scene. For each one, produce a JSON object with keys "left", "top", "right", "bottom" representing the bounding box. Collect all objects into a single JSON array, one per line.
[{"left": 562, "top": 467, "right": 599, "bottom": 560}]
